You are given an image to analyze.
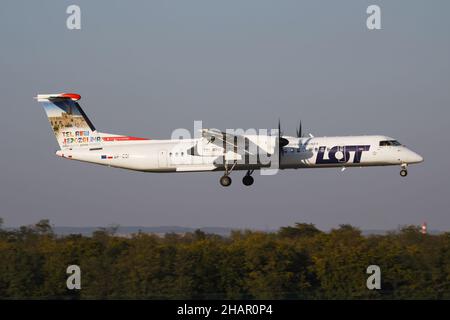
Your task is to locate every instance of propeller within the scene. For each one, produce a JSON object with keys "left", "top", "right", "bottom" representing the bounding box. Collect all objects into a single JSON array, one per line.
[
  {"left": 276, "top": 119, "right": 295, "bottom": 165},
  {"left": 278, "top": 119, "right": 289, "bottom": 149},
  {"left": 296, "top": 120, "right": 302, "bottom": 138},
  {"left": 276, "top": 120, "right": 290, "bottom": 167}
]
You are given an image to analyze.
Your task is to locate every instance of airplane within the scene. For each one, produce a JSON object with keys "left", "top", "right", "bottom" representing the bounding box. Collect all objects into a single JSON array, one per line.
[{"left": 36, "top": 93, "right": 423, "bottom": 187}]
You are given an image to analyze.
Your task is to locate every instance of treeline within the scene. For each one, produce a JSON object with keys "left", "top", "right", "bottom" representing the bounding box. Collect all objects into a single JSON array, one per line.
[{"left": 0, "top": 218, "right": 449, "bottom": 299}]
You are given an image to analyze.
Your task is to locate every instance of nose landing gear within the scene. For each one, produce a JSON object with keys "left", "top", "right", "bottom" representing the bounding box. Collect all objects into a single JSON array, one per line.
[{"left": 400, "top": 164, "right": 408, "bottom": 177}]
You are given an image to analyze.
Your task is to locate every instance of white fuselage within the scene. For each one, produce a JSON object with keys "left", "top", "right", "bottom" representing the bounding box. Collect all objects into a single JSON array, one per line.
[{"left": 56, "top": 134, "right": 423, "bottom": 173}]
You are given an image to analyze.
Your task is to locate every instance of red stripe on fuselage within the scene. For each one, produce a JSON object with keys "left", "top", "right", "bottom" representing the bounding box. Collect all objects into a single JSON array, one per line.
[{"left": 102, "top": 136, "right": 150, "bottom": 142}]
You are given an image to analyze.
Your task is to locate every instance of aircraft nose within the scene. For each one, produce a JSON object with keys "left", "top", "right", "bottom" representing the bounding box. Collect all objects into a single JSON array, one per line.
[{"left": 407, "top": 150, "right": 424, "bottom": 164}]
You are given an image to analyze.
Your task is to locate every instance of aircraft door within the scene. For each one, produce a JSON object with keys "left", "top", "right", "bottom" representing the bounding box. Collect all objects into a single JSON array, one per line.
[{"left": 158, "top": 150, "right": 168, "bottom": 168}]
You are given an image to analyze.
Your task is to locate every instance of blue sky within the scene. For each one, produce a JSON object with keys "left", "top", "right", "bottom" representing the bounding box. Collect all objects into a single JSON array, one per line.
[{"left": 0, "top": 1, "right": 449, "bottom": 230}]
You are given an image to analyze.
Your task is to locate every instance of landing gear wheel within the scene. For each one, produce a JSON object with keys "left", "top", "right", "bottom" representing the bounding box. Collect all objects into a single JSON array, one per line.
[
  {"left": 400, "top": 169, "right": 408, "bottom": 177},
  {"left": 220, "top": 175, "right": 232, "bottom": 187},
  {"left": 242, "top": 175, "right": 254, "bottom": 186}
]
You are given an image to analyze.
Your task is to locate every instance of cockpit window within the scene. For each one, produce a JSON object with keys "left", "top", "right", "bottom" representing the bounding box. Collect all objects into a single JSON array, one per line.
[{"left": 379, "top": 140, "right": 401, "bottom": 146}]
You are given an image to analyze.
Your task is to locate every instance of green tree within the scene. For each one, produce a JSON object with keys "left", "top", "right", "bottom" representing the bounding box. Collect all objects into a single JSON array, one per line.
[
  {"left": 278, "top": 223, "right": 322, "bottom": 239},
  {"left": 0, "top": 220, "right": 449, "bottom": 299}
]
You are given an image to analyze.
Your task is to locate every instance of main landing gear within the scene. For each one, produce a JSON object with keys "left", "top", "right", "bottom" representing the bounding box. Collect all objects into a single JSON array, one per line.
[
  {"left": 220, "top": 175, "right": 232, "bottom": 187},
  {"left": 242, "top": 170, "right": 254, "bottom": 186},
  {"left": 219, "top": 164, "right": 255, "bottom": 187},
  {"left": 219, "top": 161, "right": 237, "bottom": 187},
  {"left": 400, "top": 164, "right": 408, "bottom": 177}
]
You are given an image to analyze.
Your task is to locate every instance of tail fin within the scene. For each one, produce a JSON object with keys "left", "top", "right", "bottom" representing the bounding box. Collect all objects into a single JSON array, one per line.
[{"left": 36, "top": 93, "right": 102, "bottom": 149}]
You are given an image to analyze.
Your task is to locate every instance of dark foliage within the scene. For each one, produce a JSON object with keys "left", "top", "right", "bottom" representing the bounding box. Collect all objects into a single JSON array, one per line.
[{"left": 0, "top": 220, "right": 449, "bottom": 299}]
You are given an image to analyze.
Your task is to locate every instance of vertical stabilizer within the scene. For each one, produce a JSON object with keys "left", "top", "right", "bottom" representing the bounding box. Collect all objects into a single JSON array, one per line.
[{"left": 36, "top": 93, "right": 101, "bottom": 149}]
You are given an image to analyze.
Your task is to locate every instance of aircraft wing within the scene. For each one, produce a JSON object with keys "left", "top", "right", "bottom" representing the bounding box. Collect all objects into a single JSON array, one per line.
[
  {"left": 201, "top": 129, "right": 236, "bottom": 149},
  {"left": 201, "top": 129, "right": 254, "bottom": 156}
]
